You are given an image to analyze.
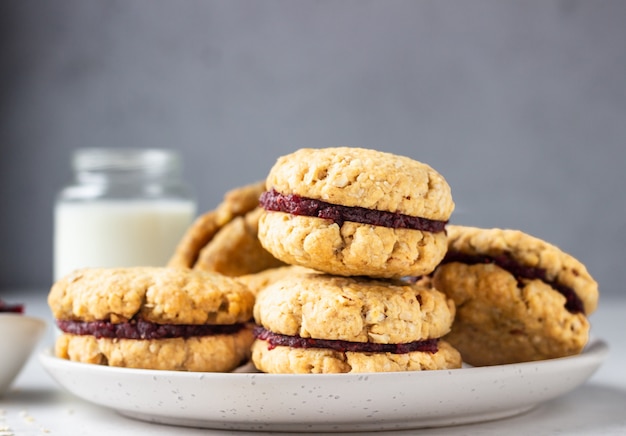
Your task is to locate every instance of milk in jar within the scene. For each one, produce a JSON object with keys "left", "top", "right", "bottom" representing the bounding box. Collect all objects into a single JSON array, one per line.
[{"left": 53, "top": 148, "right": 196, "bottom": 281}]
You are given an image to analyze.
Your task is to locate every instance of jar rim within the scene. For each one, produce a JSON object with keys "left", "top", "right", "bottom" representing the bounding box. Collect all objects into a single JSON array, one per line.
[{"left": 72, "top": 148, "right": 181, "bottom": 174}]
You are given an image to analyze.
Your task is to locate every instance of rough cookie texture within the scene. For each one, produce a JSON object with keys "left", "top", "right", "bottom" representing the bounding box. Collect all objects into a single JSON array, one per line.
[
  {"left": 253, "top": 273, "right": 456, "bottom": 343},
  {"left": 167, "top": 180, "right": 267, "bottom": 269},
  {"left": 259, "top": 147, "right": 453, "bottom": 278},
  {"left": 194, "top": 208, "right": 285, "bottom": 276},
  {"left": 251, "top": 339, "right": 461, "bottom": 373},
  {"left": 55, "top": 327, "right": 254, "bottom": 372},
  {"left": 48, "top": 267, "right": 255, "bottom": 325},
  {"left": 444, "top": 225, "right": 599, "bottom": 315},
  {"left": 265, "top": 147, "right": 454, "bottom": 219},
  {"left": 432, "top": 225, "right": 599, "bottom": 366},
  {"left": 259, "top": 213, "right": 448, "bottom": 278}
]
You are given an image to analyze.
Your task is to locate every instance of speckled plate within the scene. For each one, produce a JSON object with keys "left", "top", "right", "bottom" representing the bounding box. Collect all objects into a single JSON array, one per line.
[{"left": 39, "top": 338, "right": 608, "bottom": 432}]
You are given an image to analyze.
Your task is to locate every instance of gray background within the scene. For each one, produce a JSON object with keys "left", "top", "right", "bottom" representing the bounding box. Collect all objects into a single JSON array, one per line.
[{"left": 1, "top": 1, "right": 624, "bottom": 297}]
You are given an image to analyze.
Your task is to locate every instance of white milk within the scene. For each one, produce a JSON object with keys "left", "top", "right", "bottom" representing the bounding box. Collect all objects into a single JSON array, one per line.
[{"left": 54, "top": 200, "right": 195, "bottom": 280}]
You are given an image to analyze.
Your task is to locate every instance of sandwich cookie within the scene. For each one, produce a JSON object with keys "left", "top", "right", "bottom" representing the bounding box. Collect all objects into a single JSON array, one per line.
[
  {"left": 258, "top": 147, "right": 454, "bottom": 278},
  {"left": 49, "top": 267, "right": 256, "bottom": 372},
  {"left": 194, "top": 207, "right": 286, "bottom": 276},
  {"left": 251, "top": 272, "right": 462, "bottom": 373},
  {"left": 432, "top": 225, "right": 599, "bottom": 366},
  {"left": 168, "top": 180, "right": 284, "bottom": 276}
]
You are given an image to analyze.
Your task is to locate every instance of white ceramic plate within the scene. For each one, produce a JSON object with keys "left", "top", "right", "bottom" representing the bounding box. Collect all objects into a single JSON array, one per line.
[{"left": 39, "top": 338, "right": 608, "bottom": 432}]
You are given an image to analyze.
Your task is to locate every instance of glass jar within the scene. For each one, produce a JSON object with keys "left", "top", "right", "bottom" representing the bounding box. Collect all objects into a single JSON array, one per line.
[{"left": 53, "top": 148, "right": 197, "bottom": 281}]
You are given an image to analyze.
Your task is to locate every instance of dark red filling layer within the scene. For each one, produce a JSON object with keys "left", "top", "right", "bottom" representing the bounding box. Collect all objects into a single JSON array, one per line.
[
  {"left": 441, "top": 251, "right": 585, "bottom": 314},
  {"left": 253, "top": 326, "right": 439, "bottom": 354},
  {"left": 0, "top": 299, "right": 23, "bottom": 314},
  {"left": 56, "top": 319, "right": 245, "bottom": 340},
  {"left": 260, "top": 189, "right": 447, "bottom": 232}
]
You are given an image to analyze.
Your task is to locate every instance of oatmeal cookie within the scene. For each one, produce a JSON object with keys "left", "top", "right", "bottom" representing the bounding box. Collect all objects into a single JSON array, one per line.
[
  {"left": 49, "top": 267, "right": 256, "bottom": 371},
  {"left": 254, "top": 273, "right": 455, "bottom": 342},
  {"left": 194, "top": 208, "right": 285, "bottom": 276},
  {"left": 168, "top": 180, "right": 279, "bottom": 273},
  {"left": 258, "top": 147, "right": 454, "bottom": 278},
  {"left": 432, "top": 225, "right": 599, "bottom": 366},
  {"left": 251, "top": 272, "right": 461, "bottom": 373}
]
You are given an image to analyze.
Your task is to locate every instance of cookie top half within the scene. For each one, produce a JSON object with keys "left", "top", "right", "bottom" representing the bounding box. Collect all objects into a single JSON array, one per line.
[
  {"left": 253, "top": 272, "right": 455, "bottom": 344},
  {"left": 442, "top": 225, "right": 599, "bottom": 315},
  {"left": 265, "top": 147, "right": 454, "bottom": 220},
  {"left": 48, "top": 267, "right": 255, "bottom": 325}
]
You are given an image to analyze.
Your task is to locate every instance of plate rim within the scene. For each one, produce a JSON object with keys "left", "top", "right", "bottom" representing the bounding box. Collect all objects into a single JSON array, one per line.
[{"left": 38, "top": 337, "right": 609, "bottom": 432}]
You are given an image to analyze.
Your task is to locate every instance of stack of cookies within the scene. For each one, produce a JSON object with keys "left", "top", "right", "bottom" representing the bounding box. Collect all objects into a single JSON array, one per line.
[{"left": 250, "top": 147, "right": 463, "bottom": 373}]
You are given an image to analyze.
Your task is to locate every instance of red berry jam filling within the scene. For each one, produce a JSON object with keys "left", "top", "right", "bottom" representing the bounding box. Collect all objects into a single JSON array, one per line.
[
  {"left": 0, "top": 299, "right": 24, "bottom": 314},
  {"left": 253, "top": 326, "right": 439, "bottom": 354},
  {"left": 56, "top": 319, "right": 245, "bottom": 340},
  {"left": 260, "top": 189, "right": 447, "bottom": 232},
  {"left": 441, "top": 251, "right": 584, "bottom": 314}
]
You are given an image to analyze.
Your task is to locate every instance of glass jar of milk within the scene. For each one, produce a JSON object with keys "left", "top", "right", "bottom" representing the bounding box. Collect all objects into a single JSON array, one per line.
[{"left": 53, "top": 148, "right": 197, "bottom": 280}]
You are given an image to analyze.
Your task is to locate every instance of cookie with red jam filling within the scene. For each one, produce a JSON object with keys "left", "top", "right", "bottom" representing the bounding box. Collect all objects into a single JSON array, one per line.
[
  {"left": 251, "top": 272, "right": 462, "bottom": 373},
  {"left": 48, "top": 267, "right": 255, "bottom": 372},
  {"left": 257, "top": 147, "right": 455, "bottom": 279},
  {"left": 432, "top": 225, "right": 599, "bottom": 366},
  {"left": 167, "top": 180, "right": 284, "bottom": 276}
]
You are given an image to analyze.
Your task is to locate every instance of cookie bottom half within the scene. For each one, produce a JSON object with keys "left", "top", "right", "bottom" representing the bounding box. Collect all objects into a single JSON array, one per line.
[
  {"left": 55, "top": 328, "right": 254, "bottom": 372},
  {"left": 251, "top": 339, "right": 462, "bottom": 374},
  {"left": 258, "top": 212, "right": 448, "bottom": 278}
]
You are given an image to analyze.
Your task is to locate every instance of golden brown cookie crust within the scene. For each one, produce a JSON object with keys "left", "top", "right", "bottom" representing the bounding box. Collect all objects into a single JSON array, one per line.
[
  {"left": 48, "top": 267, "right": 255, "bottom": 325},
  {"left": 194, "top": 208, "right": 285, "bottom": 276},
  {"left": 253, "top": 273, "right": 455, "bottom": 343},
  {"left": 251, "top": 339, "right": 461, "bottom": 373},
  {"left": 166, "top": 210, "right": 223, "bottom": 269},
  {"left": 266, "top": 147, "right": 454, "bottom": 220},
  {"left": 433, "top": 261, "right": 590, "bottom": 366},
  {"left": 444, "top": 225, "right": 599, "bottom": 315},
  {"left": 167, "top": 180, "right": 266, "bottom": 269},
  {"left": 258, "top": 212, "right": 448, "bottom": 278},
  {"left": 55, "top": 327, "right": 254, "bottom": 372}
]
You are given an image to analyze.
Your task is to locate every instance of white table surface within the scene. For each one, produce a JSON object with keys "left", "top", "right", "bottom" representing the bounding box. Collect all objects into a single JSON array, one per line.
[{"left": 1, "top": 288, "right": 625, "bottom": 436}]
